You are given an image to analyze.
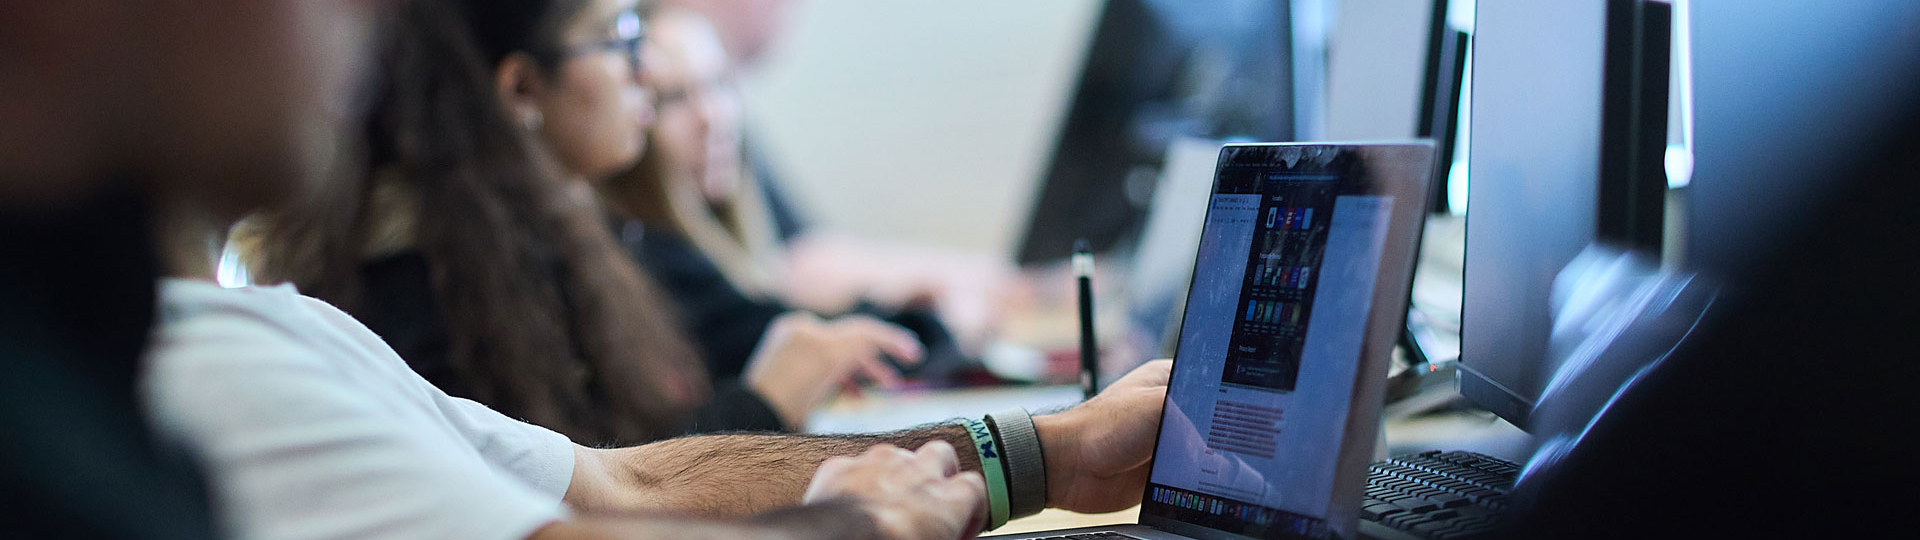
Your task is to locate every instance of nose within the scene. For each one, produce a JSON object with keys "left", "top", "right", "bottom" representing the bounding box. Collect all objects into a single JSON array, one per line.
[
  {"left": 633, "top": 40, "right": 664, "bottom": 85},
  {"left": 634, "top": 86, "right": 657, "bottom": 127}
]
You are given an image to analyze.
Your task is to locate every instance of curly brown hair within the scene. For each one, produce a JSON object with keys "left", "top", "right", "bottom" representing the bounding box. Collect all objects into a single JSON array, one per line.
[{"left": 246, "top": 0, "right": 709, "bottom": 445}]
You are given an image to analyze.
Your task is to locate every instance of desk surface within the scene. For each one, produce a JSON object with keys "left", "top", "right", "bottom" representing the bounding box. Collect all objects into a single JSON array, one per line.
[{"left": 995, "top": 506, "right": 1140, "bottom": 535}]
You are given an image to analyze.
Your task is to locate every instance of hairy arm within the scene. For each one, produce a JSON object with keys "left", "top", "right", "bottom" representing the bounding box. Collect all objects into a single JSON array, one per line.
[
  {"left": 565, "top": 426, "right": 976, "bottom": 516},
  {"left": 565, "top": 359, "right": 1173, "bottom": 522}
]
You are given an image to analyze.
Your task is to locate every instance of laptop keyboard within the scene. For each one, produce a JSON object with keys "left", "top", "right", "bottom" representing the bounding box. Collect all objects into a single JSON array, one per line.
[
  {"left": 1362, "top": 450, "right": 1520, "bottom": 540},
  {"left": 1024, "top": 533, "right": 1141, "bottom": 540}
]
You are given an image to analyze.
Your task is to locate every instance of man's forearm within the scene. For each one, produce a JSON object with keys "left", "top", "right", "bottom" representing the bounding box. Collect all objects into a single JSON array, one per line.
[
  {"left": 567, "top": 425, "right": 975, "bottom": 515},
  {"left": 532, "top": 499, "right": 885, "bottom": 540}
]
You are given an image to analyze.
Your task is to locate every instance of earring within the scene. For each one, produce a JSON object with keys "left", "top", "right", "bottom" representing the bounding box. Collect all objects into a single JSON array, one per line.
[{"left": 521, "top": 110, "right": 544, "bottom": 132}]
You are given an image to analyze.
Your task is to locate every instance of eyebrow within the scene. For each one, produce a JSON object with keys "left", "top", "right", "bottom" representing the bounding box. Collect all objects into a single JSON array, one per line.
[{"left": 582, "top": 1, "right": 642, "bottom": 36}]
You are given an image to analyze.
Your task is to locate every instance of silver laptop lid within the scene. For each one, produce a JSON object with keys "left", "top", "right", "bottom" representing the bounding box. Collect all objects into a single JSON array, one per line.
[{"left": 1139, "top": 142, "right": 1433, "bottom": 540}]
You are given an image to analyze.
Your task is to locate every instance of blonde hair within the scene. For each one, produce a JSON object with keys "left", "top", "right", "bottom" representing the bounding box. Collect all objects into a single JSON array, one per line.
[
  {"left": 602, "top": 137, "right": 785, "bottom": 299},
  {"left": 601, "top": 8, "right": 786, "bottom": 298}
]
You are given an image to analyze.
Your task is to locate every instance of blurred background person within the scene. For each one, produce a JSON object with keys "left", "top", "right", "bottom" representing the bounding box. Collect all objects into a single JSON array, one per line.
[
  {"left": 667, "top": 0, "right": 797, "bottom": 65},
  {"left": 3, "top": 0, "right": 388, "bottom": 537},
  {"left": 242, "top": 0, "right": 915, "bottom": 444},
  {"left": 599, "top": 8, "right": 976, "bottom": 381},
  {"left": 618, "top": 4, "right": 1017, "bottom": 365}
]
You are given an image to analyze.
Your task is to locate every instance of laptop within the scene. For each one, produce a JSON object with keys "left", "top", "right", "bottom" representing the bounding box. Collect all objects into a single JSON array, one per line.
[{"left": 990, "top": 142, "right": 1434, "bottom": 540}]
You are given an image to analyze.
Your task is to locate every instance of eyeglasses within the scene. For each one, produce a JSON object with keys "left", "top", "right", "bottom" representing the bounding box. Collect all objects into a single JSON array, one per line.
[{"left": 552, "top": 10, "right": 647, "bottom": 75}]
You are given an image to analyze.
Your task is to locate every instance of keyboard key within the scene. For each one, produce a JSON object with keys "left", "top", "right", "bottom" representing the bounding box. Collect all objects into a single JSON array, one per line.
[
  {"left": 1413, "top": 520, "right": 1454, "bottom": 536},
  {"left": 1451, "top": 505, "right": 1491, "bottom": 519},
  {"left": 1396, "top": 499, "right": 1439, "bottom": 514},
  {"left": 1435, "top": 527, "right": 1490, "bottom": 540},
  {"left": 1383, "top": 513, "right": 1425, "bottom": 530},
  {"left": 1362, "top": 503, "right": 1404, "bottom": 521}
]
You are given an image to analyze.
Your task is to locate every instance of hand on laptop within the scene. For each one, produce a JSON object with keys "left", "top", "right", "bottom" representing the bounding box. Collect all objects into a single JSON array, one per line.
[
  {"left": 804, "top": 441, "right": 986, "bottom": 540},
  {"left": 1036, "top": 359, "right": 1173, "bottom": 513}
]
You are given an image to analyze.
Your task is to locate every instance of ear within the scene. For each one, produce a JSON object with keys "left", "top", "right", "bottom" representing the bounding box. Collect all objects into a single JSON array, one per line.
[{"left": 494, "top": 52, "right": 550, "bottom": 130}]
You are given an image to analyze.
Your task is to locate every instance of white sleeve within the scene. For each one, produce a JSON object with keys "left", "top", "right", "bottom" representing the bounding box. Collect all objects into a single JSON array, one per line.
[
  {"left": 434, "top": 392, "right": 578, "bottom": 500},
  {"left": 146, "top": 318, "right": 568, "bottom": 540},
  {"left": 293, "top": 291, "right": 578, "bottom": 499}
]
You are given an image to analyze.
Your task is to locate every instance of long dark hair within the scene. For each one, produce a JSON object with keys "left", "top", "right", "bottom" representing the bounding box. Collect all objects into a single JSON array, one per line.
[{"left": 248, "top": 0, "right": 709, "bottom": 445}]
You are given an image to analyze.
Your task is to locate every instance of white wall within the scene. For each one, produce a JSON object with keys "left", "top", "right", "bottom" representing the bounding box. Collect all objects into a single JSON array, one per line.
[
  {"left": 1324, "top": 0, "right": 1432, "bottom": 140},
  {"left": 743, "top": 0, "right": 1436, "bottom": 256},
  {"left": 741, "top": 0, "right": 1105, "bottom": 257}
]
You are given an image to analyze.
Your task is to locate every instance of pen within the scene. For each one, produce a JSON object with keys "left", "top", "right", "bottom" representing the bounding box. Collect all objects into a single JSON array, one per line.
[{"left": 1074, "top": 239, "right": 1097, "bottom": 400}]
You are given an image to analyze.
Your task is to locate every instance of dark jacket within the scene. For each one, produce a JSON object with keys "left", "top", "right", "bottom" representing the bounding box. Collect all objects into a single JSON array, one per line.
[{"left": 1, "top": 188, "right": 218, "bottom": 540}]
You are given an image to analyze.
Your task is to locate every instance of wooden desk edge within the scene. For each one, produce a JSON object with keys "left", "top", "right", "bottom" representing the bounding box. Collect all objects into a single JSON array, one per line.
[{"left": 993, "top": 506, "right": 1140, "bottom": 535}]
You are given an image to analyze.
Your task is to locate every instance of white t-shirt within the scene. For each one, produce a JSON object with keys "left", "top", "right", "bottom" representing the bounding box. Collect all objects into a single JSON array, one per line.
[{"left": 143, "top": 279, "right": 575, "bottom": 540}]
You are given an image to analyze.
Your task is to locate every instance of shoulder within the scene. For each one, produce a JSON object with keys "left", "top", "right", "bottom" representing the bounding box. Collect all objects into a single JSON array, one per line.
[
  {"left": 145, "top": 279, "right": 410, "bottom": 408},
  {"left": 145, "top": 280, "right": 572, "bottom": 540},
  {"left": 151, "top": 279, "right": 339, "bottom": 367}
]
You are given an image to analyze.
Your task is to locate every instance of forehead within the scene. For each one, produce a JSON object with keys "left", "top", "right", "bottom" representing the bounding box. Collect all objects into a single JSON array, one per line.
[{"left": 652, "top": 12, "right": 728, "bottom": 80}]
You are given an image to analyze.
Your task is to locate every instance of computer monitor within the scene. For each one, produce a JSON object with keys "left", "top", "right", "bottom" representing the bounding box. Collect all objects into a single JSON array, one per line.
[
  {"left": 1399, "top": 0, "right": 1474, "bottom": 371},
  {"left": 1015, "top": 0, "right": 1295, "bottom": 264},
  {"left": 1415, "top": 0, "right": 1470, "bottom": 215},
  {"left": 1458, "top": 0, "right": 1672, "bottom": 430}
]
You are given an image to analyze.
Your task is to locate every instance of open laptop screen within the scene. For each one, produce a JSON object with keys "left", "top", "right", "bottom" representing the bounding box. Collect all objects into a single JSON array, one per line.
[{"left": 1141, "top": 143, "right": 1431, "bottom": 540}]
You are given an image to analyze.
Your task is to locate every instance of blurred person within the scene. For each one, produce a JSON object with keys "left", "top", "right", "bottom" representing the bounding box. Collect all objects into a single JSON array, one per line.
[
  {"left": 102, "top": 0, "right": 1171, "bottom": 539},
  {"left": 603, "top": 8, "right": 1015, "bottom": 366},
  {"left": 597, "top": 9, "right": 960, "bottom": 377},
  {"left": 667, "top": 0, "right": 798, "bottom": 65},
  {"left": 242, "top": 0, "right": 913, "bottom": 440},
  {"left": 683, "top": 0, "right": 1019, "bottom": 353},
  {"left": 1489, "top": 80, "right": 1920, "bottom": 540},
  {"left": 1, "top": 2, "right": 227, "bottom": 537}
]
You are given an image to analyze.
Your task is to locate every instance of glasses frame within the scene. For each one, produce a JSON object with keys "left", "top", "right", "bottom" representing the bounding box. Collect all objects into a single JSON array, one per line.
[{"left": 547, "top": 9, "right": 647, "bottom": 76}]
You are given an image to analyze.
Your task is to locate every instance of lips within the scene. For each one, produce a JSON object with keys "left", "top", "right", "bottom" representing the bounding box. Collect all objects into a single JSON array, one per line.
[
  {"left": 635, "top": 102, "right": 657, "bottom": 129},
  {"left": 631, "top": 87, "right": 658, "bottom": 128}
]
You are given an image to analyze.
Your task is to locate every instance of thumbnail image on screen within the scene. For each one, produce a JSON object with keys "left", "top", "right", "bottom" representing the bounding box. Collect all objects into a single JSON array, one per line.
[{"left": 1223, "top": 171, "right": 1343, "bottom": 391}]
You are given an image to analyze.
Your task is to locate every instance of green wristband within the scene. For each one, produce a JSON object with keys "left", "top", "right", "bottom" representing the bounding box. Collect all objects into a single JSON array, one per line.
[{"left": 959, "top": 417, "right": 1011, "bottom": 529}]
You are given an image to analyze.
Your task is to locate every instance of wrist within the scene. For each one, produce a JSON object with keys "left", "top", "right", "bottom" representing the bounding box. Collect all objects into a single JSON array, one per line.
[
  {"left": 1032, "top": 412, "right": 1080, "bottom": 509},
  {"left": 744, "top": 373, "right": 808, "bottom": 429}
]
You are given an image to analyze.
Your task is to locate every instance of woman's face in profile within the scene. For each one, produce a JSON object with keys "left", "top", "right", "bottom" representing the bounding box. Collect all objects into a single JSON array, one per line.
[
  {"left": 530, "top": 0, "right": 657, "bottom": 182},
  {"left": 648, "top": 12, "right": 744, "bottom": 203}
]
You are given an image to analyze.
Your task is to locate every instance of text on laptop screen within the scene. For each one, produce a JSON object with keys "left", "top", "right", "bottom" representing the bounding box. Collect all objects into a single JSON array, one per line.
[{"left": 1143, "top": 146, "right": 1395, "bottom": 539}]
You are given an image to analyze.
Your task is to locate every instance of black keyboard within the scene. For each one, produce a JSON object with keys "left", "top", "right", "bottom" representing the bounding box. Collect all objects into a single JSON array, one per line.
[
  {"left": 1361, "top": 450, "right": 1520, "bottom": 540},
  {"left": 1025, "top": 533, "right": 1140, "bottom": 540}
]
